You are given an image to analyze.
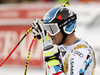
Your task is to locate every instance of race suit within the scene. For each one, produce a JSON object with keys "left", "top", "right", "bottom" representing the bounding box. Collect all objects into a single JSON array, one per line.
[{"left": 42, "top": 38, "right": 96, "bottom": 75}]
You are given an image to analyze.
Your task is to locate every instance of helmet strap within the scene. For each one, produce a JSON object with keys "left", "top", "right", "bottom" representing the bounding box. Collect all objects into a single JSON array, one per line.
[
  {"left": 59, "top": 34, "right": 67, "bottom": 45},
  {"left": 59, "top": 14, "right": 77, "bottom": 28}
]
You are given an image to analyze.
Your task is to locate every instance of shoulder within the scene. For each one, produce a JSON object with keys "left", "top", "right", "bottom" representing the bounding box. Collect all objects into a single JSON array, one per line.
[
  {"left": 73, "top": 39, "right": 92, "bottom": 51},
  {"left": 71, "top": 39, "right": 93, "bottom": 58}
]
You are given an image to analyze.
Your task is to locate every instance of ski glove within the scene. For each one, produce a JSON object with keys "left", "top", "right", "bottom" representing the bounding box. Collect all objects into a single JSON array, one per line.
[
  {"left": 31, "top": 18, "right": 47, "bottom": 39},
  {"left": 43, "top": 45, "right": 60, "bottom": 67}
]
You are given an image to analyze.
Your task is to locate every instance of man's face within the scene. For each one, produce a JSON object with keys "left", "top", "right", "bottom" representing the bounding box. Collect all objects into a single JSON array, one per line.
[{"left": 48, "top": 31, "right": 64, "bottom": 45}]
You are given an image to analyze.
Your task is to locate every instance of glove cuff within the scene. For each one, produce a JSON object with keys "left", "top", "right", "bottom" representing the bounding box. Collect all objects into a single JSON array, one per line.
[
  {"left": 39, "top": 36, "right": 50, "bottom": 43},
  {"left": 47, "top": 59, "right": 60, "bottom": 67}
]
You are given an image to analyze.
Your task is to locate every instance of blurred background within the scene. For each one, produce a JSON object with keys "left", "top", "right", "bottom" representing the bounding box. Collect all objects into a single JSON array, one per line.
[{"left": 0, "top": 0, "right": 100, "bottom": 75}]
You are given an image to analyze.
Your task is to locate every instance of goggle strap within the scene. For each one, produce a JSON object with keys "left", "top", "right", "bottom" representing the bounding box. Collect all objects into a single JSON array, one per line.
[{"left": 59, "top": 14, "right": 77, "bottom": 28}]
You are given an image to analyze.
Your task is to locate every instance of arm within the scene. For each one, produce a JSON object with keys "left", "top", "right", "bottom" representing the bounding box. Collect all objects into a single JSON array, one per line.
[
  {"left": 31, "top": 18, "right": 52, "bottom": 47},
  {"left": 31, "top": 18, "right": 55, "bottom": 75},
  {"left": 43, "top": 45, "right": 65, "bottom": 75}
]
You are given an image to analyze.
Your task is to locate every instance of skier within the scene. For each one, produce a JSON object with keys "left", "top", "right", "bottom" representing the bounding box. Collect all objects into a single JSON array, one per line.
[{"left": 31, "top": 7, "right": 96, "bottom": 75}]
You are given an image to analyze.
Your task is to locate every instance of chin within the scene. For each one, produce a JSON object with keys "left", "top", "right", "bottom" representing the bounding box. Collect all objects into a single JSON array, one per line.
[
  {"left": 52, "top": 42, "right": 59, "bottom": 45},
  {"left": 52, "top": 42, "right": 56, "bottom": 44}
]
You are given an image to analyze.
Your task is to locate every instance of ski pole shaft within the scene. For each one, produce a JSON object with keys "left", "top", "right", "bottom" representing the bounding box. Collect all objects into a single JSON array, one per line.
[
  {"left": 0, "top": 26, "right": 34, "bottom": 67},
  {"left": 61, "top": 1, "right": 70, "bottom": 7},
  {"left": 24, "top": 37, "right": 35, "bottom": 75}
]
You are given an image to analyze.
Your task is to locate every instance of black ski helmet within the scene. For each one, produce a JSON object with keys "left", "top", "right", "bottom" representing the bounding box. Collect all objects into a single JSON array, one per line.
[{"left": 42, "top": 7, "right": 77, "bottom": 44}]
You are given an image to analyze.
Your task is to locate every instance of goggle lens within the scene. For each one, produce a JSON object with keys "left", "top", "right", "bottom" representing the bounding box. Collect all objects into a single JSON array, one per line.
[{"left": 43, "top": 23, "right": 60, "bottom": 36}]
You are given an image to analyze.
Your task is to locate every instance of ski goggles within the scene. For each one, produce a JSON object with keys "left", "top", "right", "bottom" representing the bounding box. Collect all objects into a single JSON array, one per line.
[{"left": 43, "top": 23, "right": 60, "bottom": 36}]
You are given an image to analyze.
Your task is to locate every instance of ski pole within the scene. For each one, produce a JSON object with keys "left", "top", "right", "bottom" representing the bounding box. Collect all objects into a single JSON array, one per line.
[
  {"left": 24, "top": 37, "right": 35, "bottom": 75},
  {"left": 0, "top": 26, "right": 34, "bottom": 67},
  {"left": 61, "top": 1, "right": 70, "bottom": 7}
]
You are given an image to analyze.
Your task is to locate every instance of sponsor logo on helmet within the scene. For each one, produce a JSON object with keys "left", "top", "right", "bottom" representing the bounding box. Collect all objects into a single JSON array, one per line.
[
  {"left": 56, "top": 14, "right": 62, "bottom": 20},
  {"left": 59, "top": 14, "right": 76, "bottom": 28}
]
